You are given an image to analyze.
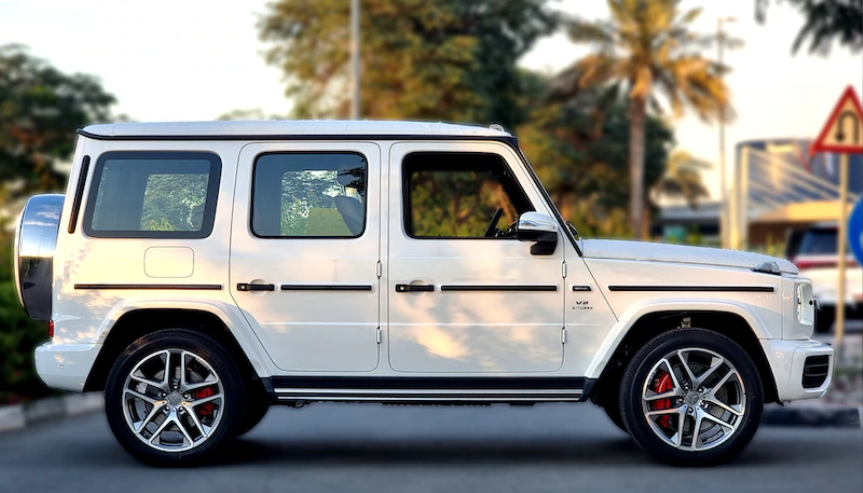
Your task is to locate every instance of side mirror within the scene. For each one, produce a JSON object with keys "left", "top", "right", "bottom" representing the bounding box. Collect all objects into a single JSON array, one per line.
[{"left": 516, "top": 212, "right": 558, "bottom": 256}]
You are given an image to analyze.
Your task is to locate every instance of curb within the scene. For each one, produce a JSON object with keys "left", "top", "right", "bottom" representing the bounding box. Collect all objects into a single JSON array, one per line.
[
  {"left": 762, "top": 405, "right": 862, "bottom": 428},
  {"left": 0, "top": 392, "right": 103, "bottom": 433}
]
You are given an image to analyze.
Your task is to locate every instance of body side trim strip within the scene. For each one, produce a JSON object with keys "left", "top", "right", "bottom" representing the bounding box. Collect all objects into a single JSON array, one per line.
[
  {"left": 74, "top": 284, "right": 223, "bottom": 290},
  {"left": 281, "top": 284, "right": 373, "bottom": 291},
  {"left": 607, "top": 285, "right": 775, "bottom": 293},
  {"left": 440, "top": 285, "right": 558, "bottom": 292}
]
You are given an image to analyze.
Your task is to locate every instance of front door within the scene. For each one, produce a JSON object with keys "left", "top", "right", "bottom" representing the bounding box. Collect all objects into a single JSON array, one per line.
[
  {"left": 230, "top": 142, "right": 381, "bottom": 372},
  {"left": 386, "top": 142, "right": 565, "bottom": 373}
]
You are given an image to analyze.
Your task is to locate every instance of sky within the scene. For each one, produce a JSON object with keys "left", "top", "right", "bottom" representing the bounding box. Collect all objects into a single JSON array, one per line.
[{"left": 1, "top": 0, "right": 861, "bottom": 199}]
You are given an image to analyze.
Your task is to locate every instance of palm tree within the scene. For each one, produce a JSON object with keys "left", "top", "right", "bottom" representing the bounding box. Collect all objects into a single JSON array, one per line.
[
  {"left": 653, "top": 150, "right": 712, "bottom": 209},
  {"left": 552, "top": 0, "right": 735, "bottom": 238}
]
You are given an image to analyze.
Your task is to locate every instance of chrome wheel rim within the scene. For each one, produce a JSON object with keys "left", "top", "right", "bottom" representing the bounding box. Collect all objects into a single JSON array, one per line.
[
  {"left": 122, "top": 349, "right": 224, "bottom": 453},
  {"left": 641, "top": 347, "right": 746, "bottom": 451}
]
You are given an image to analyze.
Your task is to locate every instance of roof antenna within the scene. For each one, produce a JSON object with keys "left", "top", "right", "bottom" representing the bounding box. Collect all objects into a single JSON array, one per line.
[{"left": 489, "top": 124, "right": 506, "bottom": 133}]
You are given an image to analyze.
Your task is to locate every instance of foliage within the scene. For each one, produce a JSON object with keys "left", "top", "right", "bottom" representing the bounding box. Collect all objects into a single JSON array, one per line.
[
  {"left": 408, "top": 164, "right": 525, "bottom": 237},
  {"left": 519, "top": 82, "right": 674, "bottom": 238},
  {"left": 553, "top": 0, "right": 733, "bottom": 238},
  {"left": 756, "top": 0, "right": 863, "bottom": 54},
  {"left": 0, "top": 44, "right": 116, "bottom": 204},
  {"left": 258, "top": 0, "right": 557, "bottom": 128},
  {"left": 653, "top": 150, "right": 712, "bottom": 209}
]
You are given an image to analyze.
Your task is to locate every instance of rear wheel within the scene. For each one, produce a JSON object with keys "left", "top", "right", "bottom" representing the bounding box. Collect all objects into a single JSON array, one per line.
[
  {"left": 104, "top": 329, "right": 246, "bottom": 466},
  {"left": 619, "top": 329, "right": 763, "bottom": 466}
]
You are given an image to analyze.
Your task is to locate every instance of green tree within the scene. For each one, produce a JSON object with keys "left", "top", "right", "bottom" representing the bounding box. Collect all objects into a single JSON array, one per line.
[
  {"left": 553, "top": 0, "right": 732, "bottom": 239},
  {"left": 518, "top": 81, "right": 674, "bottom": 238},
  {"left": 0, "top": 44, "right": 116, "bottom": 206},
  {"left": 653, "top": 150, "right": 712, "bottom": 209},
  {"left": 258, "top": 0, "right": 556, "bottom": 128},
  {"left": 756, "top": 0, "right": 863, "bottom": 54}
]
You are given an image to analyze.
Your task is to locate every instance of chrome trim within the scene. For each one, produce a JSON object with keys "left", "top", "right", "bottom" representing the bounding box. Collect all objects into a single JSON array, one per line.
[
  {"left": 274, "top": 388, "right": 581, "bottom": 395},
  {"left": 15, "top": 194, "right": 65, "bottom": 320},
  {"left": 517, "top": 211, "right": 558, "bottom": 234},
  {"left": 277, "top": 396, "right": 583, "bottom": 402}
]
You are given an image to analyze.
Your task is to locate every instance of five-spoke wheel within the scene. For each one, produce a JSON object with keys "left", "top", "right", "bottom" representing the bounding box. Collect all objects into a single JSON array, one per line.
[
  {"left": 105, "top": 330, "right": 245, "bottom": 465},
  {"left": 620, "top": 329, "right": 763, "bottom": 466}
]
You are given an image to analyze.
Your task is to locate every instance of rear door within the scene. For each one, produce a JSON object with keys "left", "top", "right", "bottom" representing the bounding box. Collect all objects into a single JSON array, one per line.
[{"left": 230, "top": 142, "right": 381, "bottom": 372}]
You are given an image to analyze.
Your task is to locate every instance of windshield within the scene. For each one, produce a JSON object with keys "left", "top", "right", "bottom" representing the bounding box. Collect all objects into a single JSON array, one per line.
[{"left": 516, "top": 149, "right": 581, "bottom": 240}]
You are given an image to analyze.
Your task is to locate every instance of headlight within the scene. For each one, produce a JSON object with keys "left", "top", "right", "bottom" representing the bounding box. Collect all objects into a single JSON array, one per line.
[{"left": 797, "top": 281, "right": 815, "bottom": 325}]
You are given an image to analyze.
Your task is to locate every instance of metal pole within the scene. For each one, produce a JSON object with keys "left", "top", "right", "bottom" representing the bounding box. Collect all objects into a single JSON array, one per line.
[
  {"left": 350, "top": 0, "right": 361, "bottom": 120},
  {"left": 739, "top": 145, "right": 750, "bottom": 250},
  {"left": 836, "top": 152, "right": 849, "bottom": 353},
  {"left": 718, "top": 17, "right": 728, "bottom": 249}
]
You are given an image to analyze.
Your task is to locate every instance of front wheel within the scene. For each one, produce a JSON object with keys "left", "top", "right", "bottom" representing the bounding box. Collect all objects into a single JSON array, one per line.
[
  {"left": 104, "top": 329, "right": 246, "bottom": 466},
  {"left": 619, "top": 329, "right": 763, "bottom": 466}
]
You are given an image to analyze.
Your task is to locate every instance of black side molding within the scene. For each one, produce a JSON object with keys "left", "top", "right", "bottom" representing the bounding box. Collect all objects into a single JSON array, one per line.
[
  {"left": 74, "top": 284, "right": 223, "bottom": 290},
  {"left": 607, "top": 285, "right": 775, "bottom": 293},
  {"left": 440, "top": 285, "right": 558, "bottom": 292},
  {"left": 281, "top": 284, "right": 373, "bottom": 291}
]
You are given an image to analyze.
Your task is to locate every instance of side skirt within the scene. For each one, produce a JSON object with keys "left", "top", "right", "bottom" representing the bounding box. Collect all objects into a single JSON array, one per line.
[{"left": 261, "top": 377, "right": 596, "bottom": 405}]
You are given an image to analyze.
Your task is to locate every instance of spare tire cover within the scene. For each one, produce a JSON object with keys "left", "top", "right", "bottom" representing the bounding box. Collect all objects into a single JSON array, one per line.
[{"left": 14, "top": 194, "right": 64, "bottom": 321}]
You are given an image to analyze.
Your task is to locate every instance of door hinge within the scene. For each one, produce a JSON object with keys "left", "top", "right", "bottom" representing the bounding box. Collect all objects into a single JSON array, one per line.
[
  {"left": 562, "top": 261, "right": 567, "bottom": 278},
  {"left": 561, "top": 328, "right": 566, "bottom": 344},
  {"left": 376, "top": 261, "right": 382, "bottom": 278},
  {"left": 376, "top": 327, "right": 382, "bottom": 344}
]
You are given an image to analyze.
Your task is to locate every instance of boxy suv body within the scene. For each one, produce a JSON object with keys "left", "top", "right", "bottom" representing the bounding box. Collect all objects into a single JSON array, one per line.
[{"left": 15, "top": 121, "right": 833, "bottom": 466}]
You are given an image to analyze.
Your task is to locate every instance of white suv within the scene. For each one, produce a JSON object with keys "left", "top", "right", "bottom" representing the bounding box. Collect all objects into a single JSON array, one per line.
[{"left": 14, "top": 120, "right": 832, "bottom": 466}]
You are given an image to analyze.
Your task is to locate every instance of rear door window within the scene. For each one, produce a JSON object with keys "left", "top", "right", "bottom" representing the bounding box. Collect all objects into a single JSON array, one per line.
[{"left": 250, "top": 152, "right": 368, "bottom": 238}]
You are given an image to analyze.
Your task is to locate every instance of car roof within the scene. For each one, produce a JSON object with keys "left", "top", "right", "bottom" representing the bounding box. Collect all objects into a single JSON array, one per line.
[{"left": 79, "top": 120, "right": 512, "bottom": 140}]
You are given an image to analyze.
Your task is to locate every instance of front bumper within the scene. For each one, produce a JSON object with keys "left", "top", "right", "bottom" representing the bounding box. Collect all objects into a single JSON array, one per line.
[
  {"left": 34, "top": 342, "right": 101, "bottom": 392},
  {"left": 760, "top": 339, "right": 834, "bottom": 401}
]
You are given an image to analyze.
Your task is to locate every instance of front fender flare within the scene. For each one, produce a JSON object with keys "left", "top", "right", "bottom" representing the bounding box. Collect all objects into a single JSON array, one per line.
[{"left": 584, "top": 299, "right": 772, "bottom": 379}]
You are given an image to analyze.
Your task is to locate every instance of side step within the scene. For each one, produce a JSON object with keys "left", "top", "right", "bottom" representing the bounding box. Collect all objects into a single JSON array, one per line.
[{"left": 265, "top": 377, "right": 593, "bottom": 404}]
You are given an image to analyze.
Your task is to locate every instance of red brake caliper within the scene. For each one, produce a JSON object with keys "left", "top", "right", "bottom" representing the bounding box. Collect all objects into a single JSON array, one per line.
[
  {"left": 195, "top": 387, "right": 215, "bottom": 417},
  {"left": 653, "top": 372, "right": 674, "bottom": 429}
]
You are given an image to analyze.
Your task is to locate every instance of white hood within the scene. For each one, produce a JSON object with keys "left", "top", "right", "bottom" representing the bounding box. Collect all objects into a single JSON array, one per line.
[{"left": 581, "top": 239, "right": 799, "bottom": 275}]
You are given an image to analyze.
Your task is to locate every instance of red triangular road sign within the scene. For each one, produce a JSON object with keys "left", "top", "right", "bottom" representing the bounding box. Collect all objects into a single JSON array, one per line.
[{"left": 811, "top": 86, "right": 863, "bottom": 154}]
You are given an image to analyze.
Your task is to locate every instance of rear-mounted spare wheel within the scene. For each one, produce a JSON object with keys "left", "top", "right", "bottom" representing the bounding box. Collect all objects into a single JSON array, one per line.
[{"left": 14, "top": 194, "right": 64, "bottom": 320}]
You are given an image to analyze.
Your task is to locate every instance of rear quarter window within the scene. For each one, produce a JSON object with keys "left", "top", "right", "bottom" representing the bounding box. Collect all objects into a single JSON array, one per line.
[{"left": 82, "top": 151, "right": 222, "bottom": 239}]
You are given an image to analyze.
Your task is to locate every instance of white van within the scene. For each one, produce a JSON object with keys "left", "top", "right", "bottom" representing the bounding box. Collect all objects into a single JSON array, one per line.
[{"left": 14, "top": 120, "right": 832, "bottom": 466}]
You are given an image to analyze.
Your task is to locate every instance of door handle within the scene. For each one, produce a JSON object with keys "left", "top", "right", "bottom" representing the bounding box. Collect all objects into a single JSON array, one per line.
[
  {"left": 395, "top": 284, "right": 434, "bottom": 293},
  {"left": 237, "top": 283, "right": 275, "bottom": 292}
]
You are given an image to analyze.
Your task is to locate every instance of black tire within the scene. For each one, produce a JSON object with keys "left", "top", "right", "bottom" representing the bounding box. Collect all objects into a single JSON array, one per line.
[
  {"left": 104, "top": 329, "right": 246, "bottom": 466},
  {"left": 601, "top": 397, "right": 627, "bottom": 433},
  {"left": 236, "top": 402, "right": 270, "bottom": 438},
  {"left": 816, "top": 307, "right": 835, "bottom": 334},
  {"left": 619, "top": 329, "right": 764, "bottom": 466}
]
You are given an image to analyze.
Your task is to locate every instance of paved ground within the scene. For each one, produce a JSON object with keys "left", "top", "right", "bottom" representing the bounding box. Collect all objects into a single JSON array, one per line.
[{"left": 1, "top": 403, "right": 860, "bottom": 493}]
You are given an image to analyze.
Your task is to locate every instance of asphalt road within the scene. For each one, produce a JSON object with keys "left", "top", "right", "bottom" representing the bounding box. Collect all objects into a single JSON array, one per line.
[{"left": 1, "top": 403, "right": 860, "bottom": 493}]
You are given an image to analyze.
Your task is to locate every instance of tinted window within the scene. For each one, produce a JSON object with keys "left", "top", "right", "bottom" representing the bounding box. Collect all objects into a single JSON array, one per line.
[
  {"left": 799, "top": 228, "right": 838, "bottom": 255},
  {"left": 252, "top": 153, "right": 367, "bottom": 238},
  {"left": 83, "top": 152, "right": 221, "bottom": 238},
  {"left": 403, "top": 152, "right": 533, "bottom": 238}
]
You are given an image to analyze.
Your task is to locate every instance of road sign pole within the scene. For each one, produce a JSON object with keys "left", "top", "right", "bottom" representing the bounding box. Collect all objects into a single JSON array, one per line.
[{"left": 836, "top": 152, "right": 849, "bottom": 354}]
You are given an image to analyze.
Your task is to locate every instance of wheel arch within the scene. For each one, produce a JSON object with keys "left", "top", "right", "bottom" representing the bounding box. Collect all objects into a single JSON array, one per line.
[
  {"left": 588, "top": 308, "right": 779, "bottom": 405},
  {"left": 84, "top": 306, "right": 268, "bottom": 396}
]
